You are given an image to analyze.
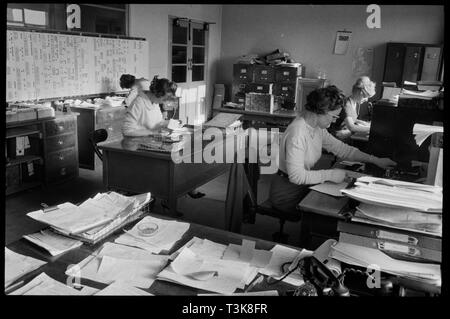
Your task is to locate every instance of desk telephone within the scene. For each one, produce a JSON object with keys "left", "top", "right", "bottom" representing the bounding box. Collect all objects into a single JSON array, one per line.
[{"left": 274, "top": 240, "right": 392, "bottom": 296}]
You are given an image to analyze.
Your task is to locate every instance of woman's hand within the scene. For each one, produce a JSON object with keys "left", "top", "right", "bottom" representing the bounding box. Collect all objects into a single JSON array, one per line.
[
  {"left": 327, "top": 169, "right": 347, "bottom": 183},
  {"left": 373, "top": 157, "right": 397, "bottom": 169}
]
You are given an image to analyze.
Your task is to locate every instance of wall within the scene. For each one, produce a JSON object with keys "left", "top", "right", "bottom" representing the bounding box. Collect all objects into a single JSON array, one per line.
[
  {"left": 218, "top": 5, "right": 444, "bottom": 97},
  {"left": 129, "top": 4, "right": 222, "bottom": 119}
]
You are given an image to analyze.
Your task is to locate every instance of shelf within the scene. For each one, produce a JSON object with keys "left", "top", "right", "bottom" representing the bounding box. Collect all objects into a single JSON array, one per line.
[
  {"left": 6, "top": 181, "right": 42, "bottom": 196},
  {"left": 6, "top": 127, "right": 41, "bottom": 139},
  {"left": 6, "top": 155, "right": 43, "bottom": 167}
]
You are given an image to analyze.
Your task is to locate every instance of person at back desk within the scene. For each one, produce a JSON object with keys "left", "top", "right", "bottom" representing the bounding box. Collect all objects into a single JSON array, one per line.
[
  {"left": 331, "top": 76, "right": 375, "bottom": 140},
  {"left": 122, "top": 75, "right": 205, "bottom": 199},
  {"left": 269, "top": 85, "right": 396, "bottom": 212}
]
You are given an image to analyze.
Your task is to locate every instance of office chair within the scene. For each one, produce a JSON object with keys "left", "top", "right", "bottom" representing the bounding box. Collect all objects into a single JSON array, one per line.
[
  {"left": 89, "top": 128, "right": 108, "bottom": 161},
  {"left": 251, "top": 199, "right": 302, "bottom": 244}
]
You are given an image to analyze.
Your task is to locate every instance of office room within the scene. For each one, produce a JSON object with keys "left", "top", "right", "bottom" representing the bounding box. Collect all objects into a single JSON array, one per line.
[{"left": 4, "top": 3, "right": 445, "bottom": 299}]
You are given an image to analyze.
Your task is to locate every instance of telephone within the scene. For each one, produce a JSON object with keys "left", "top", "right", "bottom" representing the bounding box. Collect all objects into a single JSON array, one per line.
[{"left": 295, "top": 239, "right": 350, "bottom": 296}]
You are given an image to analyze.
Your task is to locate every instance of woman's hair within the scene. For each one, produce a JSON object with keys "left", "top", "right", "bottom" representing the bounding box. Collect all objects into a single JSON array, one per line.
[
  {"left": 149, "top": 75, "right": 178, "bottom": 98},
  {"left": 304, "top": 85, "right": 345, "bottom": 114},
  {"left": 119, "top": 74, "right": 136, "bottom": 89},
  {"left": 352, "top": 76, "right": 376, "bottom": 98}
]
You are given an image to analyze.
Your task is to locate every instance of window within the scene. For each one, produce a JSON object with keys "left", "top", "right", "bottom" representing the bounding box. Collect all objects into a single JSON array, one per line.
[{"left": 7, "top": 3, "right": 128, "bottom": 36}]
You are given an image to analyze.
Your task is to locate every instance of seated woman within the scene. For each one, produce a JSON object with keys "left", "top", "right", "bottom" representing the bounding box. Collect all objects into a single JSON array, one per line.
[
  {"left": 122, "top": 75, "right": 205, "bottom": 199},
  {"left": 119, "top": 74, "right": 148, "bottom": 108},
  {"left": 122, "top": 75, "right": 175, "bottom": 137},
  {"left": 269, "top": 85, "right": 396, "bottom": 212},
  {"left": 332, "top": 76, "right": 376, "bottom": 140}
]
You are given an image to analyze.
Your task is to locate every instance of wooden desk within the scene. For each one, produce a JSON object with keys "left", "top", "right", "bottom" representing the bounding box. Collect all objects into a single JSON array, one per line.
[
  {"left": 6, "top": 212, "right": 297, "bottom": 296},
  {"left": 99, "top": 133, "right": 248, "bottom": 232}
]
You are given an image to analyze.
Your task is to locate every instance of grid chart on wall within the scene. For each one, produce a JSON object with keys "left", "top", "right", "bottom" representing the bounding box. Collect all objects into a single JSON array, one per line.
[{"left": 6, "top": 29, "right": 148, "bottom": 102}]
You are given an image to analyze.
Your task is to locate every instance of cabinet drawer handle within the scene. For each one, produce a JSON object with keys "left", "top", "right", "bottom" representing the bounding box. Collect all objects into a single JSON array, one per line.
[
  {"left": 60, "top": 168, "right": 66, "bottom": 176},
  {"left": 58, "top": 125, "right": 64, "bottom": 131},
  {"left": 107, "top": 126, "right": 113, "bottom": 131},
  {"left": 58, "top": 154, "right": 64, "bottom": 161},
  {"left": 58, "top": 139, "right": 63, "bottom": 145}
]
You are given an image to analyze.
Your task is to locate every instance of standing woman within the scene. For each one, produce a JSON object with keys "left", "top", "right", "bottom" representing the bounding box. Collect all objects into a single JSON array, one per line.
[
  {"left": 332, "top": 76, "right": 376, "bottom": 140},
  {"left": 269, "top": 85, "right": 396, "bottom": 213},
  {"left": 122, "top": 75, "right": 176, "bottom": 137}
]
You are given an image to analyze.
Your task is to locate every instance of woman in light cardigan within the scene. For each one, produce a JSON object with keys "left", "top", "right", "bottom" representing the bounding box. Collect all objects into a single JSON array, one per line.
[{"left": 269, "top": 85, "right": 395, "bottom": 212}]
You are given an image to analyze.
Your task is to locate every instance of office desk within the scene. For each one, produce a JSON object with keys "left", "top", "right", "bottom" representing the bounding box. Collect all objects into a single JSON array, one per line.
[
  {"left": 99, "top": 133, "right": 248, "bottom": 232},
  {"left": 6, "top": 212, "right": 298, "bottom": 296}
]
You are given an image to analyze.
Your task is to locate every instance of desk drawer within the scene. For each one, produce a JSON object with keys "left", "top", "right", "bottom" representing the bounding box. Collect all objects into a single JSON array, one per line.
[
  {"left": 45, "top": 118, "right": 76, "bottom": 137},
  {"left": 46, "top": 148, "right": 78, "bottom": 183},
  {"left": 45, "top": 134, "right": 76, "bottom": 153}
]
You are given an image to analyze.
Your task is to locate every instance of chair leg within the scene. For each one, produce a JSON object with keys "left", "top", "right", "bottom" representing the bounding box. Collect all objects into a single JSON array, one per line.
[{"left": 272, "top": 219, "right": 289, "bottom": 244}]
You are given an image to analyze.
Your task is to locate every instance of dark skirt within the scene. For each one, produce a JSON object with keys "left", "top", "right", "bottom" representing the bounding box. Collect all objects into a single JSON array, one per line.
[{"left": 269, "top": 173, "right": 311, "bottom": 213}]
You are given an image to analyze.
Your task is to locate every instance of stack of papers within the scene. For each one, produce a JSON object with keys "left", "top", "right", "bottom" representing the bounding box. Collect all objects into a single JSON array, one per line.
[
  {"left": 8, "top": 273, "right": 97, "bottom": 295},
  {"left": 341, "top": 176, "right": 442, "bottom": 213},
  {"left": 400, "top": 89, "right": 440, "bottom": 100},
  {"left": 354, "top": 203, "right": 442, "bottom": 236},
  {"left": 68, "top": 242, "right": 169, "bottom": 289},
  {"left": 115, "top": 216, "right": 190, "bottom": 254},
  {"left": 259, "top": 245, "right": 313, "bottom": 287},
  {"left": 203, "top": 112, "right": 243, "bottom": 133},
  {"left": 23, "top": 229, "right": 83, "bottom": 256},
  {"left": 5, "top": 248, "right": 47, "bottom": 288},
  {"left": 412, "top": 123, "right": 443, "bottom": 147},
  {"left": 27, "top": 192, "right": 151, "bottom": 244},
  {"left": 330, "top": 242, "right": 441, "bottom": 286},
  {"left": 309, "top": 170, "right": 366, "bottom": 197},
  {"left": 157, "top": 246, "right": 254, "bottom": 295}
]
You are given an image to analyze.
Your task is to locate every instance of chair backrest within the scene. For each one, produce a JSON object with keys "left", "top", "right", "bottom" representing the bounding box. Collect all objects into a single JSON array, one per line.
[{"left": 89, "top": 128, "right": 108, "bottom": 161}]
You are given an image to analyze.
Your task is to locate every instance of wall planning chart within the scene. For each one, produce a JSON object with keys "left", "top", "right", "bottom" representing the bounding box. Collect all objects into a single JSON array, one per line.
[{"left": 6, "top": 29, "right": 149, "bottom": 102}]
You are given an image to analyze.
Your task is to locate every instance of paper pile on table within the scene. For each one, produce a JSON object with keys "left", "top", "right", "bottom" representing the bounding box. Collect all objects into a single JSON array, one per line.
[
  {"left": 67, "top": 242, "right": 169, "bottom": 289},
  {"left": 5, "top": 248, "right": 47, "bottom": 288},
  {"left": 94, "top": 282, "right": 153, "bottom": 296},
  {"left": 23, "top": 229, "right": 83, "bottom": 256},
  {"left": 115, "top": 216, "right": 190, "bottom": 254},
  {"left": 8, "top": 273, "right": 97, "bottom": 295},
  {"left": 341, "top": 176, "right": 442, "bottom": 213},
  {"left": 412, "top": 123, "right": 443, "bottom": 147}
]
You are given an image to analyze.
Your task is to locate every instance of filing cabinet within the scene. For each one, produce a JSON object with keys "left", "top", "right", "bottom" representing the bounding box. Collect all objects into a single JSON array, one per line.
[
  {"left": 273, "top": 83, "right": 296, "bottom": 100},
  {"left": 248, "top": 83, "right": 273, "bottom": 94},
  {"left": 42, "top": 114, "right": 79, "bottom": 184},
  {"left": 70, "top": 105, "right": 127, "bottom": 170},
  {"left": 275, "top": 66, "right": 305, "bottom": 82},
  {"left": 233, "top": 64, "right": 254, "bottom": 82},
  {"left": 253, "top": 65, "right": 275, "bottom": 83}
]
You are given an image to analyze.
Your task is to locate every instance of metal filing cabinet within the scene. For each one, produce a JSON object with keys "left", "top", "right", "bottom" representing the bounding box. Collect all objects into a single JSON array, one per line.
[
  {"left": 42, "top": 114, "right": 79, "bottom": 184},
  {"left": 253, "top": 65, "right": 275, "bottom": 83}
]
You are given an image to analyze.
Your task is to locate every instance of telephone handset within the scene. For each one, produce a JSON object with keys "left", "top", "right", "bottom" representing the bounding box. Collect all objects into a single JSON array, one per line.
[{"left": 295, "top": 239, "right": 349, "bottom": 296}]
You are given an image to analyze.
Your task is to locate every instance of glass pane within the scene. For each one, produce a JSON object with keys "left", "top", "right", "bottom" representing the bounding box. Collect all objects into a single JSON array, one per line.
[
  {"left": 192, "top": 65, "right": 204, "bottom": 82},
  {"left": 172, "top": 66, "right": 187, "bottom": 83},
  {"left": 193, "top": 28, "right": 205, "bottom": 45},
  {"left": 173, "top": 25, "right": 187, "bottom": 44},
  {"left": 79, "top": 4, "right": 126, "bottom": 35},
  {"left": 172, "top": 45, "right": 187, "bottom": 64},
  {"left": 192, "top": 47, "right": 205, "bottom": 64}
]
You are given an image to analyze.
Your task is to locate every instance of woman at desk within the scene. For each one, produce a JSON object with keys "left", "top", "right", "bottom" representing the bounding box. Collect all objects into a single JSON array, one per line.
[
  {"left": 332, "top": 76, "right": 375, "bottom": 140},
  {"left": 122, "top": 76, "right": 205, "bottom": 199},
  {"left": 269, "top": 85, "right": 395, "bottom": 212},
  {"left": 122, "top": 75, "right": 175, "bottom": 137},
  {"left": 119, "top": 74, "right": 148, "bottom": 108}
]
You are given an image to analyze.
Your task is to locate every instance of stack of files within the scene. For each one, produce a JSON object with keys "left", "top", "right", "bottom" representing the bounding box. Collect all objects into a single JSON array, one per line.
[
  {"left": 400, "top": 89, "right": 441, "bottom": 100},
  {"left": 27, "top": 192, "right": 151, "bottom": 244},
  {"left": 412, "top": 123, "right": 443, "bottom": 147},
  {"left": 330, "top": 241, "right": 441, "bottom": 286},
  {"left": 338, "top": 221, "right": 441, "bottom": 264},
  {"left": 67, "top": 242, "right": 170, "bottom": 289},
  {"left": 94, "top": 282, "right": 153, "bottom": 296},
  {"left": 353, "top": 203, "right": 442, "bottom": 237},
  {"left": 237, "top": 54, "right": 259, "bottom": 64},
  {"left": 309, "top": 170, "right": 366, "bottom": 197},
  {"left": 417, "top": 81, "right": 442, "bottom": 91},
  {"left": 259, "top": 245, "right": 313, "bottom": 287},
  {"left": 115, "top": 216, "right": 190, "bottom": 254},
  {"left": 5, "top": 248, "right": 47, "bottom": 288},
  {"left": 157, "top": 245, "right": 255, "bottom": 295},
  {"left": 8, "top": 273, "right": 98, "bottom": 295},
  {"left": 23, "top": 229, "right": 83, "bottom": 256},
  {"left": 203, "top": 112, "right": 243, "bottom": 135},
  {"left": 341, "top": 176, "right": 442, "bottom": 213}
]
